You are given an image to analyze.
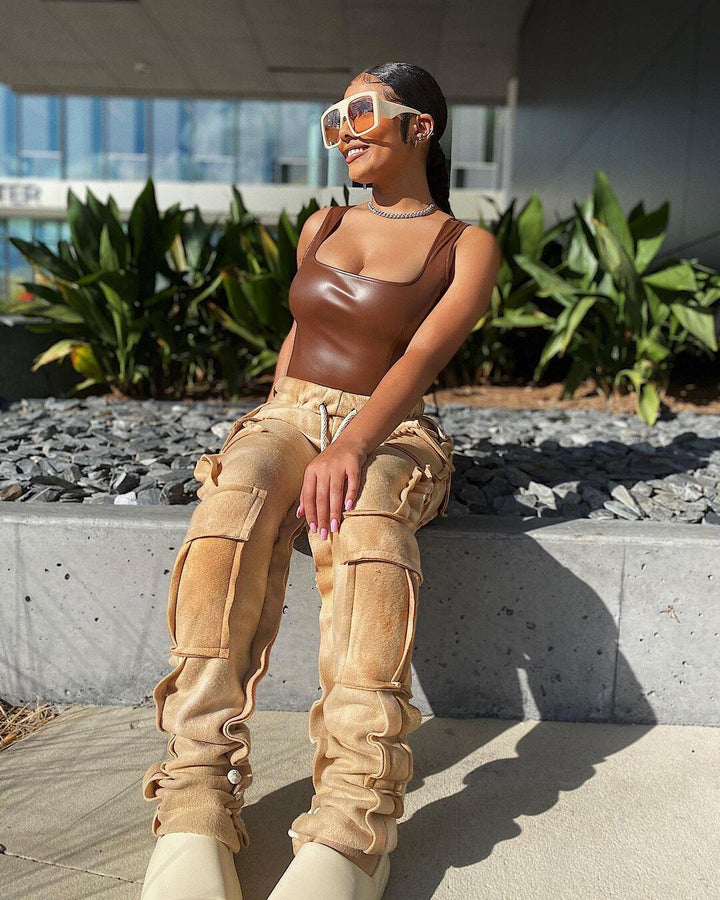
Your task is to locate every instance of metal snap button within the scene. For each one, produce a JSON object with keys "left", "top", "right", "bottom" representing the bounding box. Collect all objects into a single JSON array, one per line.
[{"left": 227, "top": 768, "right": 243, "bottom": 784}]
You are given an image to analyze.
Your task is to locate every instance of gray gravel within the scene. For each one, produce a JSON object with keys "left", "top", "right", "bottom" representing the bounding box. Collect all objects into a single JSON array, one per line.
[{"left": 1, "top": 395, "right": 719, "bottom": 526}]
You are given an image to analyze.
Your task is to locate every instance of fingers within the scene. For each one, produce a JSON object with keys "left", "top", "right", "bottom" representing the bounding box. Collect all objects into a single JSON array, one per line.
[
  {"left": 315, "top": 472, "right": 330, "bottom": 540},
  {"left": 344, "top": 466, "right": 360, "bottom": 512},
  {"left": 297, "top": 456, "right": 360, "bottom": 540},
  {"left": 313, "top": 467, "right": 344, "bottom": 539},
  {"left": 301, "top": 469, "right": 318, "bottom": 535},
  {"left": 329, "top": 468, "right": 345, "bottom": 535}
]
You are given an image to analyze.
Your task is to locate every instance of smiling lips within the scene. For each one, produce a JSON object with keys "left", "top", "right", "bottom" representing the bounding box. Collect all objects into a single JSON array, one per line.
[{"left": 345, "top": 146, "right": 369, "bottom": 163}]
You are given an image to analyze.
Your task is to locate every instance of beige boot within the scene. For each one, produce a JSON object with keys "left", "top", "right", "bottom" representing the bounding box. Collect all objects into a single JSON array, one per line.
[
  {"left": 267, "top": 842, "right": 390, "bottom": 900},
  {"left": 141, "top": 832, "right": 243, "bottom": 900}
]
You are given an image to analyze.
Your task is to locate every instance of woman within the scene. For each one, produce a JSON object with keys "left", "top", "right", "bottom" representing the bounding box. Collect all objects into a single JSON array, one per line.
[{"left": 141, "top": 62, "right": 500, "bottom": 900}]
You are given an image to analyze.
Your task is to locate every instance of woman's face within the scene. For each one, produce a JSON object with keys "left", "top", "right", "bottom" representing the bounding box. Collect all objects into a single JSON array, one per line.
[{"left": 335, "top": 77, "right": 431, "bottom": 184}]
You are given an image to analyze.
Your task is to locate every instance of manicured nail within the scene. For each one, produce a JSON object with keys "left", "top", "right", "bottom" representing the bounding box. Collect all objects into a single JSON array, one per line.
[
  {"left": 296, "top": 505, "right": 302, "bottom": 518},
  {"left": 309, "top": 521, "right": 317, "bottom": 533},
  {"left": 320, "top": 527, "right": 328, "bottom": 540},
  {"left": 345, "top": 498, "right": 353, "bottom": 510},
  {"left": 331, "top": 517, "right": 339, "bottom": 533}
]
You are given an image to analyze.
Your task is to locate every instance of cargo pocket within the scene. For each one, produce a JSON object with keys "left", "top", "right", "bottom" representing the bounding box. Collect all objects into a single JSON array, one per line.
[
  {"left": 390, "top": 415, "right": 454, "bottom": 474},
  {"left": 393, "top": 462, "right": 436, "bottom": 527},
  {"left": 336, "top": 512, "right": 423, "bottom": 690},
  {"left": 220, "top": 404, "right": 272, "bottom": 454},
  {"left": 168, "top": 486, "right": 268, "bottom": 659},
  {"left": 386, "top": 418, "right": 454, "bottom": 525}
]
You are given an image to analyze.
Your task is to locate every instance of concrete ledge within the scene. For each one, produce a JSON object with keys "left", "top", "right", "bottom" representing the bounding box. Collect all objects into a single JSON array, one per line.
[{"left": 1, "top": 503, "right": 718, "bottom": 725}]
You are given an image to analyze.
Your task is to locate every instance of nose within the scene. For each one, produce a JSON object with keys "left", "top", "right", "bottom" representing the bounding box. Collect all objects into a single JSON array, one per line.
[{"left": 338, "top": 114, "right": 353, "bottom": 144}]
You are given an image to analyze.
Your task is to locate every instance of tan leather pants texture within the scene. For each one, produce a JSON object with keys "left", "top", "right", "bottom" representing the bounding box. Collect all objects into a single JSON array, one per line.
[{"left": 141, "top": 375, "right": 455, "bottom": 861}]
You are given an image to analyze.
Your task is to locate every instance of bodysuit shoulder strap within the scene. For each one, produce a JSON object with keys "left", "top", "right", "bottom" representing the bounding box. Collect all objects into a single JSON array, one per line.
[
  {"left": 423, "top": 218, "right": 472, "bottom": 284},
  {"left": 301, "top": 205, "right": 351, "bottom": 265}
]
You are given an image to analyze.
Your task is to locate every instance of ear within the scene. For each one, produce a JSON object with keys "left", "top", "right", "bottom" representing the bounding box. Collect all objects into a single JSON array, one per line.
[{"left": 415, "top": 112, "right": 435, "bottom": 141}]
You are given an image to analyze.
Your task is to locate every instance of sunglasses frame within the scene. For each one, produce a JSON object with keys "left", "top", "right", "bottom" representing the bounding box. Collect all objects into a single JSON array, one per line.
[{"left": 319, "top": 90, "right": 423, "bottom": 149}]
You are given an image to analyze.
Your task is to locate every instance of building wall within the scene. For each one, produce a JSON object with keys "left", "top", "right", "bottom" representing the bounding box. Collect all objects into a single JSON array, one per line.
[{"left": 512, "top": 0, "right": 719, "bottom": 267}]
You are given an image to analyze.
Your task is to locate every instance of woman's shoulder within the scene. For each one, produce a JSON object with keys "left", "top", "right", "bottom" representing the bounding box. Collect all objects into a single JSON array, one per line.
[
  {"left": 296, "top": 205, "right": 346, "bottom": 265},
  {"left": 454, "top": 221, "right": 501, "bottom": 253},
  {"left": 447, "top": 223, "right": 502, "bottom": 288},
  {"left": 302, "top": 203, "right": 346, "bottom": 230}
]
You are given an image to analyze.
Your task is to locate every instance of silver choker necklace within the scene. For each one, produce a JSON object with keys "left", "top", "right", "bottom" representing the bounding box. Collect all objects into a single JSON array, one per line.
[{"left": 367, "top": 197, "right": 437, "bottom": 218}]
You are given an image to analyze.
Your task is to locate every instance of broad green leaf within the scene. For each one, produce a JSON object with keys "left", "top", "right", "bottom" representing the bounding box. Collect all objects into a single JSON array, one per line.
[
  {"left": 566, "top": 217, "right": 598, "bottom": 287},
  {"left": 259, "top": 224, "right": 280, "bottom": 275},
  {"left": 669, "top": 302, "right": 718, "bottom": 351},
  {"left": 614, "top": 367, "right": 642, "bottom": 391},
  {"left": 69, "top": 376, "right": 102, "bottom": 393},
  {"left": 70, "top": 344, "right": 105, "bottom": 380},
  {"left": 592, "top": 169, "right": 634, "bottom": 258},
  {"left": 592, "top": 218, "right": 644, "bottom": 330},
  {"left": 638, "top": 381, "right": 660, "bottom": 425},
  {"left": 514, "top": 255, "right": 578, "bottom": 300},
  {"left": 516, "top": 194, "right": 544, "bottom": 260},
  {"left": 534, "top": 328, "right": 569, "bottom": 378},
  {"left": 59, "top": 283, "right": 114, "bottom": 343},
  {"left": 31, "top": 338, "right": 81, "bottom": 371},
  {"left": 492, "top": 311, "right": 554, "bottom": 328},
  {"left": 206, "top": 301, "right": 267, "bottom": 349},
  {"left": 67, "top": 187, "right": 101, "bottom": 270},
  {"left": 17, "top": 281, "right": 64, "bottom": 304},
  {"left": 629, "top": 202, "right": 668, "bottom": 272},
  {"left": 558, "top": 295, "right": 598, "bottom": 354},
  {"left": 644, "top": 284, "right": 671, "bottom": 325},
  {"left": 222, "top": 273, "right": 256, "bottom": 328},
  {"left": 99, "top": 224, "right": 120, "bottom": 271},
  {"left": 8, "top": 237, "right": 77, "bottom": 280},
  {"left": 643, "top": 263, "right": 697, "bottom": 293},
  {"left": 637, "top": 333, "right": 671, "bottom": 363}
]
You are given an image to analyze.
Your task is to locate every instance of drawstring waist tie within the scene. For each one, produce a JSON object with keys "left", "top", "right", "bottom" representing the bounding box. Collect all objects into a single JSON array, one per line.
[{"left": 318, "top": 401, "right": 357, "bottom": 451}]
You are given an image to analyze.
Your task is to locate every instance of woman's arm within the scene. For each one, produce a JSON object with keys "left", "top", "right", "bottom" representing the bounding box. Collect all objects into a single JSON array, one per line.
[
  {"left": 333, "top": 224, "right": 501, "bottom": 454},
  {"left": 268, "top": 320, "right": 297, "bottom": 400},
  {"left": 268, "top": 206, "right": 334, "bottom": 399}
]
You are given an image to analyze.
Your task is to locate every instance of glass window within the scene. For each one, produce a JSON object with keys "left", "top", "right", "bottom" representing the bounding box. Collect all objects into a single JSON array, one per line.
[
  {"left": 451, "top": 105, "right": 502, "bottom": 190},
  {"left": 33, "top": 219, "right": 63, "bottom": 248},
  {"left": 18, "top": 94, "right": 61, "bottom": 178},
  {"left": 237, "top": 101, "right": 275, "bottom": 183},
  {"left": 189, "top": 100, "right": 234, "bottom": 182},
  {"left": 151, "top": 98, "right": 191, "bottom": 181},
  {"left": 0, "top": 84, "right": 17, "bottom": 176},
  {"left": 275, "top": 101, "right": 315, "bottom": 184},
  {"left": 66, "top": 96, "right": 103, "bottom": 179},
  {"left": 105, "top": 97, "right": 148, "bottom": 180}
]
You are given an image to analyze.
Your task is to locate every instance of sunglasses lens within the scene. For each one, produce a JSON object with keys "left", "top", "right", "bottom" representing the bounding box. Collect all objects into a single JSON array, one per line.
[
  {"left": 322, "top": 108, "right": 341, "bottom": 147},
  {"left": 347, "top": 94, "right": 376, "bottom": 134},
  {"left": 322, "top": 94, "right": 377, "bottom": 146}
]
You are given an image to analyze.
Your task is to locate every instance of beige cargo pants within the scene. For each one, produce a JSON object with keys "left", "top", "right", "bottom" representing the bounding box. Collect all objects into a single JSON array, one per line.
[{"left": 141, "top": 374, "right": 455, "bottom": 863}]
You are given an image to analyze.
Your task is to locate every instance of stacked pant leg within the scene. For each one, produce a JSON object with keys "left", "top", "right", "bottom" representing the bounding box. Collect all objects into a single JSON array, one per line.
[{"left": 142, "top": 375, "right": 454, "bottom": 860}]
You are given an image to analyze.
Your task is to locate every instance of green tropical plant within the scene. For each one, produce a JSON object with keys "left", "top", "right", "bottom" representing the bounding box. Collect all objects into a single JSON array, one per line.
[
  {"left": 0, "top": 179, "right": 353, "bottom": 399},
  {"left": 470, "top": 170, "right": 719, "bottom": 424},
  {"left": 0, "top": 179, "right": 209, "bottom": 397}
]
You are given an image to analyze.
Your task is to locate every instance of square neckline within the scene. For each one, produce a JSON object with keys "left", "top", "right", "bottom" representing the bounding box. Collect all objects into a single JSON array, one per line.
[{"left": 311, "top": 205, "right": 457, "bottom": 287}]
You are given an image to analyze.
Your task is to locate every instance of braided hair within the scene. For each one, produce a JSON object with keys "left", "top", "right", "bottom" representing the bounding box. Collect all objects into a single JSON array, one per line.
[{"left": 361, "top": 62, "right": 454, "bottom": 216}]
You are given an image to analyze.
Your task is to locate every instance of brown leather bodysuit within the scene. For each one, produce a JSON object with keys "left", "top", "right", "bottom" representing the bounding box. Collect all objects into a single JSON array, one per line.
[{"left": 286, "top": 205, "right": 470, "bottom": 395}]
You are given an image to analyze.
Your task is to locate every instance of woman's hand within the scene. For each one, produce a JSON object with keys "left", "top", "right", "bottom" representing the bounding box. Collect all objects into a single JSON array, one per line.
[{"left": 297, "top": 440, "right": 367, "bottom": 539}]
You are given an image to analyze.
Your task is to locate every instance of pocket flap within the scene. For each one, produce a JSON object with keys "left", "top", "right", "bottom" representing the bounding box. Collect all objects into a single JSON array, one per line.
[
  {"left": 338, "top": 512, "right": 423, "bottom": 583},
  {"left": 185, "top": 486, "right": 268, "bottom": 543}
]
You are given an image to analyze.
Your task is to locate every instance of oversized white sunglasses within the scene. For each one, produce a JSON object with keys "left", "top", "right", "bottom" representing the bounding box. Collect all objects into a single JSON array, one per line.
[{"left": 319, "top": 90, "right": 423, "bottom": 149}]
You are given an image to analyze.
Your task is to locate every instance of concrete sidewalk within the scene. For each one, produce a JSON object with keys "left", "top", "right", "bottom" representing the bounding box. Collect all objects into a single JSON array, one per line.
[{"left": 0, "top": 705, "right": 718, "bottom": 899}]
